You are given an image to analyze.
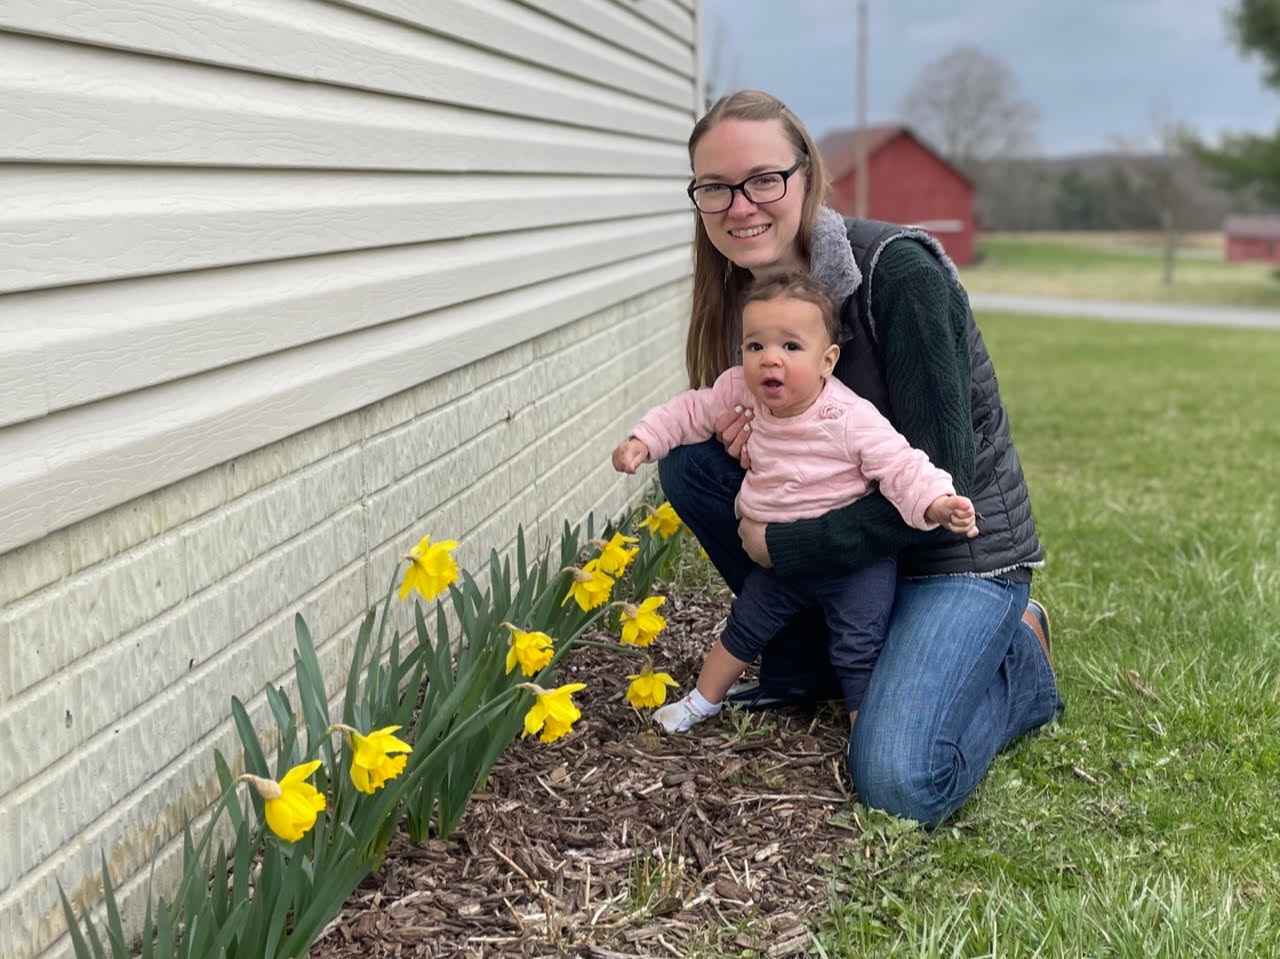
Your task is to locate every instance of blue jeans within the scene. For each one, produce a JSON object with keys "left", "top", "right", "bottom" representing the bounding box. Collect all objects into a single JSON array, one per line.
[
  {"left": 850, "top": 575, "right": 1061, "bottom": 825},
  {"left": 659, "top": 439, "right": 1063, "bottom": 826}
]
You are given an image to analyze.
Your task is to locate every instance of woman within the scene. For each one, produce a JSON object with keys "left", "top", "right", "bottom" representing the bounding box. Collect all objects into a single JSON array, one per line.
[{"left": 658, "top": 90, "right": 1063, "bottom": 827}]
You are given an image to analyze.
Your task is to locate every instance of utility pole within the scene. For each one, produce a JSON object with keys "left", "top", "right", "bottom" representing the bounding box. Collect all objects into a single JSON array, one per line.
[{"left": 854, "top": 0, "right": 869, "bottom": 219}]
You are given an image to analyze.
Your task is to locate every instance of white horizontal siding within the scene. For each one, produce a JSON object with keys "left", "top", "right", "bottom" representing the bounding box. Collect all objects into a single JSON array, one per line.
[
  {"left": 4, "top": 214, "right": 692, "bottom": 413},
  {"left": 0, "top": 245, "right": 689, "bottom": 555},
  {"left": 0, "top": 34, "right": 687, "bottom": 172},
  {"left": 518, "top": 0, "right": 694, "bottom": 65},
  {"left": 0, "top": 0, "right": 700, "bottom": 557},
  {"left": 0, "top": 169, "right": 686, "bottom": 295},
  {"left": 342, "top": 0, "right": 693, "bottom": 105},
  {"left": 0, "top": 0, "right": 692, "bottom": 136}
]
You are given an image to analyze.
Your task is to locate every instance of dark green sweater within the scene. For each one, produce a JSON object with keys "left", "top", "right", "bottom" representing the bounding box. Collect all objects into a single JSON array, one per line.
[{"left": 766, "top": 239, "right": 976, "bottom": 579}]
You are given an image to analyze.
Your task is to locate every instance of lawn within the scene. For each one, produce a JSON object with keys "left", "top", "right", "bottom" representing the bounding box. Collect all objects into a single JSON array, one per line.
[
  {"left": 814, "top": 313, "right": 1280, "bottom": 957},
  {"left": 960, "top": 232, "right": 1280, "bottom": 309}
]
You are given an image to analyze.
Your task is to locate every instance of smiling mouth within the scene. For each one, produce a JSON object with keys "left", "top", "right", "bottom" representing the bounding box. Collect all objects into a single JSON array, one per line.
[{"left": 729, "top": 224, "right": 770, "bottom": 238}]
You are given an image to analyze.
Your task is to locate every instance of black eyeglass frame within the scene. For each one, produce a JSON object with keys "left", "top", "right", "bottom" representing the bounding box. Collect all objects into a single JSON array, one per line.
[{"left": 686, "top": 158, "right": 806, "bottom": 213}]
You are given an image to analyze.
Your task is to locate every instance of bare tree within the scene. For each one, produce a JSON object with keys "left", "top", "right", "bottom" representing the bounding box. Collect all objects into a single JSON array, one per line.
[
  {"left": 1111, "top": 106, "right": 1197, "bottom": 285},
  {"left": 897, "top": 45, "right": 1041, "bottom": 174}
]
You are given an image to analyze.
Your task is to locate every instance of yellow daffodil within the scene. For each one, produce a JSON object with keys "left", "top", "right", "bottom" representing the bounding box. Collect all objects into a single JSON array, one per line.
[
  {"left": 591, "top": 532, "right": 639, "bottom": 576},
  {"left": 639, "top": 502, "right": 683, "bottom": 539},
  {"left": 561, "top": 559, "right": 614, "bottom": 612},
  {"left": 502, "top": 622, "right": 555, "bottom": 676},
  {"left": 397, "top": 534, "right": 459, "bottom": 602},
  {"left": 625, "top": 667, "right": 679, "bottom": 708},
  {"left": 328, "top": 724, "right": 413, "bottom": 794},
  {"left": 619, "top": 596, "right": 667, "bottom": 647},
  {"left": 241, "top": 761, "right": 326, "bottom": 843},
  {"left": 519, "top": 682, "right": 587, "bottom": 743}
]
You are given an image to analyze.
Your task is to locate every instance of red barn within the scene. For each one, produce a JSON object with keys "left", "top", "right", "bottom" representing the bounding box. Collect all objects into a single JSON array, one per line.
[
  {"left": 1223, "top": 215, "right": 1280, "bottom": 263},
  {"left": 818, "top": 125, "right": 977, "bottom": 265}
]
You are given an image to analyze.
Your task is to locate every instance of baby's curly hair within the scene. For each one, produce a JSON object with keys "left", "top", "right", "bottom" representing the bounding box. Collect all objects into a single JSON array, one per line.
[{"left": 742, "top": 271, "right": 840, "bottom": 344}]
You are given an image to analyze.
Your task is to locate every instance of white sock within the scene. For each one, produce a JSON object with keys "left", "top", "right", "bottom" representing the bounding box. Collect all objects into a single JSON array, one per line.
[
  {"left": 689, "top": 688, "right": 721, "bottom": 712},
  {"left": 653, "top": 687, "right": 722, "bottom": 733}
]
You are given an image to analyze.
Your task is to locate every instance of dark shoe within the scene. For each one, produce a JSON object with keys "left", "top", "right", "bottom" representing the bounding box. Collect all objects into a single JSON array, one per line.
[
  {"left": 1022, "top": 598, "right": 1052, "bottom": 664},
  {"left": 724, "top": 679, "right": 843, "bottom": 711}
]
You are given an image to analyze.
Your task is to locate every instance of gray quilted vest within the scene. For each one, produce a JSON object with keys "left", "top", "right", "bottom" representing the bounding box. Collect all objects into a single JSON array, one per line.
[{"left": 838, "top": 217, "right": 1044, "bottom": 578}]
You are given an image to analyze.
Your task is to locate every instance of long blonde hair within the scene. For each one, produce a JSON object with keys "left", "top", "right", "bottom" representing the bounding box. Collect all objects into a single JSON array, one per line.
[{"left": 685, "top": 90, "right": 831, "bottom": 388}]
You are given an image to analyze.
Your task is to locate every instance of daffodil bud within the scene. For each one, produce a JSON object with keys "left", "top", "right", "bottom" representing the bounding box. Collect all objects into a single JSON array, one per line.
[{"left": 239, "top": 774, "right": 283, "bottom": 800}]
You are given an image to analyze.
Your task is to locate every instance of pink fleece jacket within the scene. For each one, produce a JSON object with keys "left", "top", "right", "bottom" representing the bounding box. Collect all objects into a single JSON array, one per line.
[{"left": 631, "top": 368, "right": 954, "bottom": 528}]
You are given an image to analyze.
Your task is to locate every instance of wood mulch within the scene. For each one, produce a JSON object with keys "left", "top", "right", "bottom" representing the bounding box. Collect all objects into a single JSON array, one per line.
[{"left": 310, "top": 583, "right": 864, "bottom": 959}]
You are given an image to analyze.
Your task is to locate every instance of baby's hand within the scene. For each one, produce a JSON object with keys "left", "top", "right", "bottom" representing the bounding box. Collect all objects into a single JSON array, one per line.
[
  {"left": 612, "top": 438, "right": 650, "bottom": 474},
  {"left": 927, "top": 494, "right": 978, "bottom": 538}
]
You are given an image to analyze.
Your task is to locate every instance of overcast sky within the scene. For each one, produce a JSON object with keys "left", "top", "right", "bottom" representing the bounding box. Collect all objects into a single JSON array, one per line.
[{"left": 698, "top": 0, "right": 1277, "bottom": 156}]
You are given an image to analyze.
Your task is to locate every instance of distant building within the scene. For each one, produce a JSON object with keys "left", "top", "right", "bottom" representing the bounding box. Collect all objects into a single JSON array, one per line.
[
  {"left": 1223, "top": 215, "right": 1280, "bottom": 263},
  {"left": 819, "top": 125, "right": 977, "bottom": 266}
]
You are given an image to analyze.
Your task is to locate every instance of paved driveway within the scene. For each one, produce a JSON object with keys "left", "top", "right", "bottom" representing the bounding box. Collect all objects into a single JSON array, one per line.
[{"left": 968, "top": 292, "right": 1280, "bottom": 331}]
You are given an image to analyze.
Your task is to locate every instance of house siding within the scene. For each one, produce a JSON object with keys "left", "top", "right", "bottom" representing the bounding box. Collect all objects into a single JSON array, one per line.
[{"left": 0, "top": 1, "right": 699, "bottom": 956}]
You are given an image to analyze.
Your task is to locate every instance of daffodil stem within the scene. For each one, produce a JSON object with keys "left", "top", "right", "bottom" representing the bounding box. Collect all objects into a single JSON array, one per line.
[{"left": 375, "top": 562, "right": 400, "bottom": 652}]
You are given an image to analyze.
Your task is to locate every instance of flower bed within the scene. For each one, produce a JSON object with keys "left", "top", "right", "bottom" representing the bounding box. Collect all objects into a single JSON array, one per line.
[{"left": 61, "top": 505, "right": 709, "bottom": 959}]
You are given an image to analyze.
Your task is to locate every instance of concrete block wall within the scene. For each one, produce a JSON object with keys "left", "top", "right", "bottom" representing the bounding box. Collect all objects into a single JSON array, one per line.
[{"left": 0, "top": 279, "right": 689, "bottom": 959}]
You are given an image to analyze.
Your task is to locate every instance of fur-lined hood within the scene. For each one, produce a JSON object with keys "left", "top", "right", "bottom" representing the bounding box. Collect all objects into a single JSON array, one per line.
[{"left": 809, "top": 206, "right": 862, "bottom": 302}]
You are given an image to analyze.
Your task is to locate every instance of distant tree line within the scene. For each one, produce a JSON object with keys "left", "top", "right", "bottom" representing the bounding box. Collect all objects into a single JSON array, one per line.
[
  {"left": 893, "top": 42, "right": 1278, "bottom": 234},
  {"left": 975, "top": 153, "right": 1272, "bottom": 231}
]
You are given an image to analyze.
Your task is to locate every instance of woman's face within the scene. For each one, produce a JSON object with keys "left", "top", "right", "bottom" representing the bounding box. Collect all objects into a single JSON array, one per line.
[{"left": 690, "top": 118, "right": 808, "bottom": 277}]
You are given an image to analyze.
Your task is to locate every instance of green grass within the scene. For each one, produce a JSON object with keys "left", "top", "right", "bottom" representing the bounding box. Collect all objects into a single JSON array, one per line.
[
  {"left": 960, "top": 234, "right": 1280, "bottom": 308},
  {"left": 812, "top": 313, "right": 1280, "bottom": 957}
]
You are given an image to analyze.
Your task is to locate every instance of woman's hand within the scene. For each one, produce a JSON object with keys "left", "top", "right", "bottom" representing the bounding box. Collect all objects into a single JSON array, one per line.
[
  {"left": 738, "top": 517, "right": 771, "bottom": 567},
  {"left": 714, "top": 405, "right": 754, "bottom": 469}
]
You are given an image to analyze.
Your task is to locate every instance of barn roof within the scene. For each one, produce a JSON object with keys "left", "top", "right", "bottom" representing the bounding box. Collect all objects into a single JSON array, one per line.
[
  {"left": 1223, "top": 214, "right": 1280, "bottom": 238},
  {"left": 817, "top": 124, "right": 973, "bottom": 187}
]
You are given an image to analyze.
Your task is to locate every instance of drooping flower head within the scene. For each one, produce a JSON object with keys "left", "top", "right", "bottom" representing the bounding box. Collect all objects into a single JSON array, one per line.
[
  {"left": 639, "top": 502, "right": 683, "bottom": 540},
  {"left": 625, "top": 666, "right": 679, "bottom": 708},
  {"left": 561, "top": 558, "right": 614, "bottom": 612},
  {"left": 519, "top": 682, "right": 587, "bottom": 744},
  {"left": 330, "top": 724, "right": 413, "bottom": 794},
  {"left": 398, "top": 534, "right": 459, "bottom": 602},
  {"left": 619, "top": 596, "right": 667, "bottom": 647},
  {"left": 241, "top": 760, "right": 326, "bottom": 842},
  {"left": 502, "top": 622, "right": 555, "bottom": 677},
  {"left": 591, "top": 532, "right": 639, "bottom": 576}
]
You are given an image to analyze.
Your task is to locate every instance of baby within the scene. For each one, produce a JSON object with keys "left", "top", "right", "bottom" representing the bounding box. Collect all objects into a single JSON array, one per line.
[{"left": 613, "top": 270, "right": 976, "bottom": 732}]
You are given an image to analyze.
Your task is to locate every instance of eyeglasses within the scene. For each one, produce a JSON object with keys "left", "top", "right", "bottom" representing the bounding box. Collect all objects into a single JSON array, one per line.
[{"left": 687, "top": 159, "right": 805, "bottom": 214}]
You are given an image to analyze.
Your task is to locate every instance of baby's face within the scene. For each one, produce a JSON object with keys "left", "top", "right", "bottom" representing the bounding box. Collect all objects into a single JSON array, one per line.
[{"left": 740, "top": 297, "right": 838, "bottom": 418}]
